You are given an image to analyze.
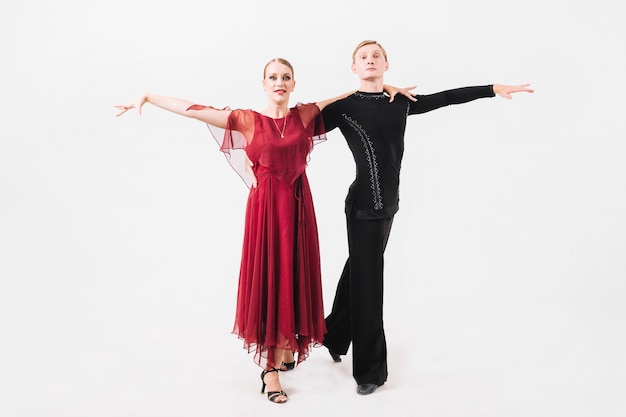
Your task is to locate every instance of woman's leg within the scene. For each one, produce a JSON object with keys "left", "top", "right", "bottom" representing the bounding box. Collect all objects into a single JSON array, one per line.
[
  {"left": 261, "top": 346, "right": 288, "bottom": 403},
  {"left": 280, "top": 350, "right": 295, "bottom": 370}
]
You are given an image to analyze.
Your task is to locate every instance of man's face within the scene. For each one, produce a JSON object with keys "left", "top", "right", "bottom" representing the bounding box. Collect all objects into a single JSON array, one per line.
[{"left": 352, "top": 44, "right": 388, "bottom": 80}]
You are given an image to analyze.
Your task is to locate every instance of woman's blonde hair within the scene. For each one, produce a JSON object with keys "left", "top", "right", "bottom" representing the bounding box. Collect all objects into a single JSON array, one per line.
[{"left": 263, "top": 58, "right": 295, "bottom": 79}]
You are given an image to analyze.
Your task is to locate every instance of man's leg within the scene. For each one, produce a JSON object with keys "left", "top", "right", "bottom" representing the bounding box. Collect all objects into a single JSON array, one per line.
[
  {"left": 323, "top": 259, "right": 352, "bottom": 356},
  {"left": 349, "top": 215, "right": 393, "bottom": 388}
]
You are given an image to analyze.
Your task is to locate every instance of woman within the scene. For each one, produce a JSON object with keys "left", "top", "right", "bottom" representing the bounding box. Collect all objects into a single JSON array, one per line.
[{"left": 114, "top": 58, "right": 410, "bottom": 403}]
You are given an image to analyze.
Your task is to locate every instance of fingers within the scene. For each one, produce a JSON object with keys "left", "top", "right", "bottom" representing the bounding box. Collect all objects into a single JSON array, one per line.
[
  {"left": 113, "top": 104, "right": 137, "bottom": 117},
  {"left": 401, "top": 85, "right": 417, "bottom": 102},
  {"left": 113, "top": 105, "right": 128, "bottom": 117},
  {"left": 388, "top": 85, "right": 418, "bottom": 103},
  {"left": 496, "top": 83, "right": 534, "bottom": 99},
  {"left": 245, "top": 157, "right": 257, "bottom": 187},
  {"left": 510, "top": 84, "right": 534, "bottom": 94}
]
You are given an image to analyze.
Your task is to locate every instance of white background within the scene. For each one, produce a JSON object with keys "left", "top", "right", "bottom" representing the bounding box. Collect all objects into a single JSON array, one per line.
[{"left": 1, "top": 1, "right": 625, "bottom": 416}]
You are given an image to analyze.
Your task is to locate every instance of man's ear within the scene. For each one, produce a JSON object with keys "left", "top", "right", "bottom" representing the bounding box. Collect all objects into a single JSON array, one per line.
[{"left": 351, "top": 63, "right": 357, "bottom": 74}]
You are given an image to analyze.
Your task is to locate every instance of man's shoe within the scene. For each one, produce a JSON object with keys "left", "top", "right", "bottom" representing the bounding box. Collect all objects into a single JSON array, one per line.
[
  {"left": 328, "top": 348, "right": 342, "bottom": 363},
  {"left": 356, "top": 383, "right": 379, "bottom": 395}
]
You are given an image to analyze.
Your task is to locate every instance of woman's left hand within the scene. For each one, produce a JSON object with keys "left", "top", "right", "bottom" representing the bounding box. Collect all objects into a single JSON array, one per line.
[
  {"left": 245, "top": 156, "right": 258, "bottom": 188},
  {"left": 384, "top": 85, "right": 418, "bottom": 102}
]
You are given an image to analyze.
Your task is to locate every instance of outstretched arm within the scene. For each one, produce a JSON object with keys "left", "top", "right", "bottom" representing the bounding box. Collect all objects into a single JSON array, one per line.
[
  {"left": 114, "top": 93, "right": 231, "bottom": 128},
  {"left": 389, "top": 83, "right": 534, "bottom": 103},
  {"left": 315, "top": 90, "right": 356, "bottom": 111},
  {"left": 493, "top": 83, "right": 534, "bottom": 99},
  {"left": 315, "top": 85, "right": 418, "bottom": 110}
]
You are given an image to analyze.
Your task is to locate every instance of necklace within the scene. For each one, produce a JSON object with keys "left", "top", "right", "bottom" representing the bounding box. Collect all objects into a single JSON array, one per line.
[{"left": 271, "top": 116, "right": 287, "bottom": 138}]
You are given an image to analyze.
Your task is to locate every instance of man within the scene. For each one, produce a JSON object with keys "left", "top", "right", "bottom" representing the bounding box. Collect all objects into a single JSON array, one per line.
[{"left": 321, "top": 40, "right": 533, "bottom": 395}]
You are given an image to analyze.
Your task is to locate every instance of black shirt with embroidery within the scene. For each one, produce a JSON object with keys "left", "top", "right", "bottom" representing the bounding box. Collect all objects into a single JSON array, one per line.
[{"left": 321, "top": 85, "right": 495, "bottom": 219}]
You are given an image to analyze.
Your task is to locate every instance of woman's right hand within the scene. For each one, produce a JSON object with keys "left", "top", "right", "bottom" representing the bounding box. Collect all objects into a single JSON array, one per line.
[{"left": 113, "top": 94, "right": 147, "bottom": 117}]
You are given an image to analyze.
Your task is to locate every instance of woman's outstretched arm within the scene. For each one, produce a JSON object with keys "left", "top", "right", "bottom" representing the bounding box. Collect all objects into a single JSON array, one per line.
[
  {"left": 315, "top": 85, "right": 417, "bottom": 110},
  {"left": 114, "top": 93, "right": 231, "bottom": 128},
  {"left": 315, "top": 90, "right": 356, "bottom": 111}
]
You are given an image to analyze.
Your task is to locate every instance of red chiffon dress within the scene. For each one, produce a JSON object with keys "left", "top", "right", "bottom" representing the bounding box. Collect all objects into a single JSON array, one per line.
[{"left": 191, "top": 102, "right": 327, "bottom": 369}]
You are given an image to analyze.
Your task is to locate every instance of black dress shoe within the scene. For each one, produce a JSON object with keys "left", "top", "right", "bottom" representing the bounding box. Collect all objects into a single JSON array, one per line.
[
  {"left": 327, "top": 348, "right": 341, "bottom": 363},
  {"left": 356, "top": 383, "right": 379, "bottom": 395}
]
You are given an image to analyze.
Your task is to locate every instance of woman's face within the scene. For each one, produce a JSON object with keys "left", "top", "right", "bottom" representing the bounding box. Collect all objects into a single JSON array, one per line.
[{"left": 262, "top": 61, "right": 296, "bottom": 104}]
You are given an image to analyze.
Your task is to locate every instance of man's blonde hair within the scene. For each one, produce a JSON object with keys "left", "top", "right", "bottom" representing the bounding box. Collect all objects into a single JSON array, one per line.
[{"left": 352, "top": 40, "right": 388, "bottom": 64}]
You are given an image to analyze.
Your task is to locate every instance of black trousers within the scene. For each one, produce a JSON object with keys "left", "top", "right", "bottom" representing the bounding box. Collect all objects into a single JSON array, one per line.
[{"left": 323, "top": 210, "right": 394, "bottom": 385}]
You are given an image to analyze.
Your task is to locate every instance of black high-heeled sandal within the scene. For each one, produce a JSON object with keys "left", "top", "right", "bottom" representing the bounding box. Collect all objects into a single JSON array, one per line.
[
  {"left": 260, "top": 368, "right": 288, "bottom": 403},
  {"left": 280, "top": 360, "right": 295, "bottom": 371}
]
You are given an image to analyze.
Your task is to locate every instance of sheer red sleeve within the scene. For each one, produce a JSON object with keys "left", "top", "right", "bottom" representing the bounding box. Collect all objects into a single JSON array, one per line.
[
  {"left": 295, "top": 102, "right": 327, "bottom": 146},
  {"left": 187, "top": 105, "right": 255, "bottom": 189}
]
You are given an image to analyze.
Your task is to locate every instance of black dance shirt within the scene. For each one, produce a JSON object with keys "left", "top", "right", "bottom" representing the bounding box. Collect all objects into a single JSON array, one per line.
[{"left": 321, "top": 85, "right": 495, "bottom": 219}]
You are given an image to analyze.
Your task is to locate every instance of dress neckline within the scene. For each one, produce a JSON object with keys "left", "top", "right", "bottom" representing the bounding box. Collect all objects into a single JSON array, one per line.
[{"left": 257, "top": 109, "right": 291, "bottom": 120}]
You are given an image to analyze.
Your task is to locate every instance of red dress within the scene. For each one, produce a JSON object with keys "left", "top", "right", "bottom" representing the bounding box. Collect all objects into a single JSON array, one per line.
[{"left": 199, "top": 102, "right": 327, "bottom": 368}]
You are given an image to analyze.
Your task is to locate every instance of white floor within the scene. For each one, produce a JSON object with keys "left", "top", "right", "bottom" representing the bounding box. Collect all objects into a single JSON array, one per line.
[{"left": 2, "top": 260, "right": 624, "bottom": 417}]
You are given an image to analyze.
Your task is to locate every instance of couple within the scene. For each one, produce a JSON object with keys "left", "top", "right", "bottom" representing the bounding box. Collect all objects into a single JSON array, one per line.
[{"left": 115, "top": 40, "right": 534, "bottom": 404}]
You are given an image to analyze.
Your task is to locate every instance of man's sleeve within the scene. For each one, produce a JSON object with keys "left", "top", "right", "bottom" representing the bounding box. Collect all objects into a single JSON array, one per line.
[{"left": 409, "top": 85, "right": 495, "bottom": 115}]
